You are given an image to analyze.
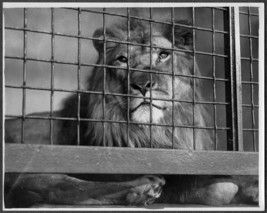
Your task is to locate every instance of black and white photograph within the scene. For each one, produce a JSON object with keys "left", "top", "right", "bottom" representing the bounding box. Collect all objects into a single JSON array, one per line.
[{"left": 2, "top": 2, "right": 265, "bottom": 211}]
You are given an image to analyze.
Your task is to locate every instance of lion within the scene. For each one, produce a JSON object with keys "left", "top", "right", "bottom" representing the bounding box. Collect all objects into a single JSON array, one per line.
[{"left": 5, "top": 19, "right": 258, "bottom": 208}]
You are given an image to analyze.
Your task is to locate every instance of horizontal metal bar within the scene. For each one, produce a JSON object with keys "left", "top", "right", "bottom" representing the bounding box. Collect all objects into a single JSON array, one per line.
[
  {"left": 243, "top": 128, "right": 259, "bottom": 132},
  {"left": 213, "top": 7, "right": 228, "bottom": 11},
  {"left": 240, "top": 34, "right": 259, "bottom": 39},
  {"left": 195, "top": 50, "right": 228, "bottom": 58},
  {"left": 5, "top": 56, "right": 230, "bottom": 82},
  {"left": 242, "top": 104, "right": 259, "bottom": 108},
  {"left": 5, "top": 144, "right": 258, "bottom": 175},
  {"left": 239, "top": 11, "right": 259, "bottom": 16},
  {"left": 241, "top": 57, "right": 259, "bottom": 61},
  {"left": 5, "top": 84, "right": 231, "bottom": 106},
  {"left": 5, "top": 27, "right": 230, "bottom": 58},
  {"left": 5, "top": 114, "right": 231, "bottom": 131},
  {"left": 242, "top": 81, "right": 259, "bottom": 85}
]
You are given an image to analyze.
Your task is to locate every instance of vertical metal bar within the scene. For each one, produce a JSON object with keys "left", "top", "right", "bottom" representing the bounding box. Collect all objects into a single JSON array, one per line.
[
  {"left": 102, "top": 8, "right": 106, "bottom": 146},
  {"left": 212, "top": 8, "right": 217, "bottom": 150},
  {"left": 233, "top": 6, "right": 244, "bottom": 151},
  {"left": 171, "top": 8, "right": 175, "bottom": 149},
  {"left": 50, "top": 8, "right": 55, "bottom": 145},
  {"left": 227, "top": 8, "right": 237, "bottom": 151},
  {"left": 149, "top": 8, "right": 153, "bottom": 148},
  {"left": 224, "top": 8, "right": 235, "bottom": 151},
  {"left": 248, "top": 7, "right": 257, "bottom": 151},
  {"left": 126, "top": 8, "right": 130, "bottom": 147},
  {"left": 228, "top": 7, "right": 243, "bottom": 151},
  {"left": 192, "top": 7, "right": 196, "bottom": 150},
  {"left": 77, "top": 8, "right": 82, "bottom": 146},
  {"left": 21, "top": 8, "right": 28, "bottom": 144}
]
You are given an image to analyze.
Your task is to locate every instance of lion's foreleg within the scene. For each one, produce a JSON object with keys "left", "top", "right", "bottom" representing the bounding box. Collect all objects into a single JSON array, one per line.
[{"left": 5, "top": 174, "right": 165, "bottom": 207}]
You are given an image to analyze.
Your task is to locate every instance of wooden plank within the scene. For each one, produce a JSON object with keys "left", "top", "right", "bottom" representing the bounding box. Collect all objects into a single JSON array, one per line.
[{"left": 5, "top": 144, "right": 258, "bottom": 175}]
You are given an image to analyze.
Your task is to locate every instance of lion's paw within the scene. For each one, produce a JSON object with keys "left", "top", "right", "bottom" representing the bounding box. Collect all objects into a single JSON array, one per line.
[{"left": 126, "top": 175, "right": 165, "bottom": 206}]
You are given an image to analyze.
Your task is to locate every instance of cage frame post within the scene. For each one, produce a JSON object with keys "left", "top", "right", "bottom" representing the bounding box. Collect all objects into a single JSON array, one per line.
[
  {"left": 226, "top": 7, "right": 244, "bottom": 151},
  {"left": 233, "top": 6, "right": 244, "bottom": 151}
]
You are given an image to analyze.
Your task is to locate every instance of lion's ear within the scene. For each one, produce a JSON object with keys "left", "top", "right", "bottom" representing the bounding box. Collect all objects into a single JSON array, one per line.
[
  {"left": 167, "top": 20, "right": 193, "bottom": 49},
  {"left": 93, "top": 28, "right": 116, "bottom": 53}
]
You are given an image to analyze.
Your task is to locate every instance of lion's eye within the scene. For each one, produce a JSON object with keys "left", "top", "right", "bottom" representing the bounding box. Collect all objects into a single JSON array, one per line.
[
  {"left": 116, "top": 56, "right": 128, "bottom": 63},
  {"left": 158, "top": 52, "right": 170, "bottom": 60}
]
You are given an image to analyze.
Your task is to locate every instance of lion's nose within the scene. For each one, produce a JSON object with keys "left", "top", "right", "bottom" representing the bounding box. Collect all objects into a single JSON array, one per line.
[{"left": 131, "top": 80, "right": 157, "bottom": 96}]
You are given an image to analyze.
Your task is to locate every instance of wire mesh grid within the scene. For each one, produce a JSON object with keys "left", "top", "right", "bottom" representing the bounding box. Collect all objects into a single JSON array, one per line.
[
  {"left": 240, "top": 7, "right": 259, "bottom": 151},
  {"left": 4, "top": 7, "right": 259, "bottom": 152}
]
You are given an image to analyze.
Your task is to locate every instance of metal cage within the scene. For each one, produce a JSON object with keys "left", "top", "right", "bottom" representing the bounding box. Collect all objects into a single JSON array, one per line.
[{"left": 4, "top": 6, "right": 259, "bottom": 175}]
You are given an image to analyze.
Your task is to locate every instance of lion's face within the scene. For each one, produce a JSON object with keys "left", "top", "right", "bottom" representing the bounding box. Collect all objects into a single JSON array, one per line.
[
  {"left": 111, "top": 36, "right": 174, "bottom": 123},
  {"left": 117, "top": 38, "right": 193, "bottom": 124},
  {"left": 93, "top": 25, "right": 193, "bottom": 124}
]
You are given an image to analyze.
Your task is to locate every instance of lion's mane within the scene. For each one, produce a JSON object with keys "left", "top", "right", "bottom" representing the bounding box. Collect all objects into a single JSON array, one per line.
[{"left": 60, "top": 19, "right": 214, "bottom": 150}]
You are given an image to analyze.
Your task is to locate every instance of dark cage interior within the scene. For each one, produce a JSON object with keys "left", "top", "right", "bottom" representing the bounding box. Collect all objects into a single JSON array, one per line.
[{"left": 4, "top": 6, "right": 259, "bottom": 208}]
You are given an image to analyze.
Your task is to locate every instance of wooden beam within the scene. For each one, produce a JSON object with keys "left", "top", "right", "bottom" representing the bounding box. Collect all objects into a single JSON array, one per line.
[{"left": 5, "top": 144, "right": 258, "bottom": 175}]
